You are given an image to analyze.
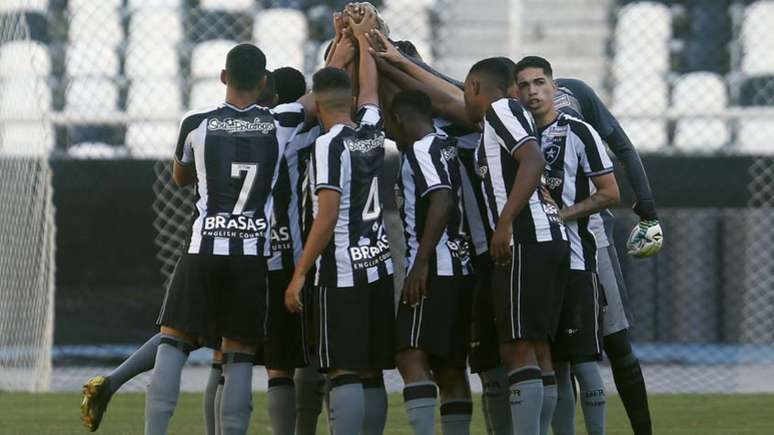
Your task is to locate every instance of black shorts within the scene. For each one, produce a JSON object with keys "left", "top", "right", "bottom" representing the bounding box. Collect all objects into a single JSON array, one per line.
[
  {"left": 157, "top": 253, "right": 268, "bottom": 349},
  {"left": 254, "top": 268, "right": 309, "bottom": 369},
  {"left": 492, "top": 240, "right": 570, "bottom": 343},
  {"left": 552, "top": 270, "right": 604, "bottom": 362},
  {"left": 315, "top": 276, "right": 395, "bottom": 371},
  {"left": 395, "top": 275, "right": 474, "bottom": 369},
  {"left": 468, "top": 253, "right": 502, "bottom": 373}
]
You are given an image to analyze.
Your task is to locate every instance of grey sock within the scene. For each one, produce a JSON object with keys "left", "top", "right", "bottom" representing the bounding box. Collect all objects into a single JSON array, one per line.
[
  {"left": 440, "top": 400, "right": 473, "bottom": 435},
  {"left": 552, "top": 362, "right": 575, "bottom": 435},
  {"left": 268, "top": 377, "right": 296, "bottom": 435},
  {"left": 220, "top": 353, "right": 254, "bottom": 435},
  {"left": 573, "top": 362, "right": 607, "bottom": 435},
  {"left": 480, "top": 367, "right": 512, "bottom": 435},
  {"left": 214, "top": 377, "right": 224, "bottom": 435},
  {"left": 294, "top": 365, "right": 325, "bottom": 435},
  {"left": 540, "top": 372, "right": 557, "bottom": 435},
  {"left": 508, "top": 366, "right": 543, "bottom": 435},
  {"left": 362, "top": 376, "right": 388, "bottom": 435},
  {"left": 403, "top": 381, "right": 437, "bottom": 435},
  {"left": 144, "top": 336, "right": 189, "bottom": 435},
  {"left": 204, "top": 363, "right": 222, "bottom": 435},
  {"left": 328, "top": 374, "right": 364, "bottom": 435},
  {"left": 109, "top": 333, "right": 161, "bottom": 394}
]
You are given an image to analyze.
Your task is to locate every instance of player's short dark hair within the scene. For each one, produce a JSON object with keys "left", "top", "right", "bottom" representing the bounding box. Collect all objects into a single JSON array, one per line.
[
  {"left": 256, "top": 70, "right": 275, "bottom": 104},
  {"left": 514, "top": 56, "right": 554, "bottom": 80},
  {"left": 312, "top": 67, "right": 352, "bottom": 94},
  {"left": 468, "top": 57, "right": 512, "bottom": 93},
  {"left": 226, "top": 43, "right": 267, "bottom": 90},
  {"left": 391, "top": 89, "right": 433, "bottom": 122},
  {"left": 273, "top": 67, "right": 307, "bottom": 104},
  {"left": 496, "top": 56, "right": 517, "bottom": 86}
]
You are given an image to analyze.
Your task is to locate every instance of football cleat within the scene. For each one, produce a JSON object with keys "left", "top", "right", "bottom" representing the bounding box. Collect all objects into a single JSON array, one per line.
[{"left": 81, "top": 375, "right": 112, "bottom": 432}]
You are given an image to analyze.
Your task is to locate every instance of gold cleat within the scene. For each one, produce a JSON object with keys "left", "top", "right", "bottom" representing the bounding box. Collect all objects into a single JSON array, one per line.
[{"left": 80, "top": 376, "right": 112, "bottom": 432}]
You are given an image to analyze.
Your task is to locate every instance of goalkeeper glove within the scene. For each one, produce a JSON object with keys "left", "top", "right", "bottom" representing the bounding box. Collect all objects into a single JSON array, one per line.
[{"left": 627, "top": 219, "right": 663, "bottom": 258}]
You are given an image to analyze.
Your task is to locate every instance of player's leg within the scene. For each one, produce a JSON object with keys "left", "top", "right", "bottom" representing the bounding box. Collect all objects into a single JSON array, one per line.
[
  {"left": 598, "top": 241, "right": 652, "bottom": 435},
  {"left": 145, "top": 326, "right": 197, "bottom": 435},
  {"left": 265, "top": 369, "right": 297, "bottom": 435},
  {"left": 494, "top": 241, "right": 569, "bottom": 435},
  {"left": 469, "top": 254, "right": 512, "bottom": 435},
  {"left": 204, "top": 350, "right": 223, "bottom": 435},
  {"left": 81, "top": 332, "right": 162, "bottom": 431},
  {"left": 535, "top": 342, "right": 557, "bottom": 435},
  {"left": 219, "top": 255, "right": 269, "bottom": 435},
  {"left": 360, "top": 276, "right": 396, "bottom": 435},
  {"left": 294, "top": 364, "right": 326, "bottom": 435},
  {"left": 396, "top": 348, "right": 436, "bottom": 435},
  {"left": 435, "top": 368, "right": 473, "bottom": 435},
  {"left": 550, "top": 359, "right": 574, "bottom": 435}
]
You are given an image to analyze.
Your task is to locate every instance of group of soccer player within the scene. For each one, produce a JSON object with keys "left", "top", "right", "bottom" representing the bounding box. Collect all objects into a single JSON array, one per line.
[{"left": 80, "top": 3, "right": 665, "bottom": 435}]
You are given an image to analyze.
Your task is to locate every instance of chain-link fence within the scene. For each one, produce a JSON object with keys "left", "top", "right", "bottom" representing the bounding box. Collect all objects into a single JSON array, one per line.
[{"left": 1, "top": 0, "right": 773, "bottom": 393}]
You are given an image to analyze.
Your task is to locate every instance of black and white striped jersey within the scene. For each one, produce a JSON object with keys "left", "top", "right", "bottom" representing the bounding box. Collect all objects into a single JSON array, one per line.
[
  {"left": 268, "top": 123, "right": 321, "bottom": 271},
  {"left": 311, "top": 105, "right": 394, "bottom": 288},
  {"left": 433, "top": 118, "right": 489, "bottom": 255},
  {"left": 539, "top": 113, "right": 614, "bottom": 271},
  {"left": 175, "top": 101, "right": 305, "bottom": 256},
  {"left": 396, "top": 131, "right": 472, "bottom": 277},
  {"left": 475, "top": 98, "right": 566, "bottom": 244}
]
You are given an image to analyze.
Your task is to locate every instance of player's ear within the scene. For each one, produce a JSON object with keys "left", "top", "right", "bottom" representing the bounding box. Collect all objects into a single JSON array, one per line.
[
  {"left": 472, "top": 79, "right": 481, "bottom": 96},
  {"left": 220, "top": 69, "right": 227, "bottom": 86}
]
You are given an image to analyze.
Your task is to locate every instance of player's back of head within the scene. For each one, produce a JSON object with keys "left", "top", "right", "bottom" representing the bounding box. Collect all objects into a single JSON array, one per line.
[
  {"left": 256, "top": 70, "right": 277, "bottom": 107},
  {"left": 392, "top": 89, "right": 433, "bottom": 124},
  {"left": 514, "top": 56, "right": 554, "bottom": 80},
  {"left": 468, "top": 57, "right": 512, "bottom": 94},
  {"left": 313, "top": 67, "right": 353, "bottom": 114},
  {"left": 225, "top": 43, "right": 267, "bottom": 91},
  {"left": 273, "top": 66, "right": 307, "bottom": 104}
]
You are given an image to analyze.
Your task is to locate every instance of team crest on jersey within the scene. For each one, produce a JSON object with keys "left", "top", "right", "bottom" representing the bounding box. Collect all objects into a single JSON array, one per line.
[
  {"left": 344, "top": 133, "right": 385, "bottom": 153},
  {"left": 543, "top": 143, "right": 562, "bottom": 165},
  {"left": 440, "top": 145, "right": 457, "bottom": 162},
  {"left": 446, "top": 237, "right": 471, "bottom": 267},
  {"left": 208, "top": 117, "right": 275, "bottom": 134}
]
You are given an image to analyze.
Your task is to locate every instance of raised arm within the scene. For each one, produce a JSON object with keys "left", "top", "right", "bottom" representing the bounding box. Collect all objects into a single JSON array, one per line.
[{"left": 349, "top": 9, "right": 380, "bottom": 107}]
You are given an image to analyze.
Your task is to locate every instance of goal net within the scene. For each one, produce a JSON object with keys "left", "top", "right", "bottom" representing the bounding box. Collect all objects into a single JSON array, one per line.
[{"left": 0, "top": 5, "right": 56, "bottom": 391}]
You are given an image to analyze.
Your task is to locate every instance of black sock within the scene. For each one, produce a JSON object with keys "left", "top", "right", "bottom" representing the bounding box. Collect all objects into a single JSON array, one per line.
[{"left": 605, "top": 330, "right": 652, "bottom": 435}]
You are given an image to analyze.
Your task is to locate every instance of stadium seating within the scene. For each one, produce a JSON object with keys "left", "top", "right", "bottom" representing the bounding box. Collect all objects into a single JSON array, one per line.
[
  {"left": 0, "top": 0, "right": 47, "bottom": 13},
  {"left": 189, "top": 10, "right": 254, "bottom": 43},
  {"left": 0, "top": 78, "right": 51, "bottom": 119},
  {"left": 672, "top": 72, "right": 729, "bottom": 151},
  {"left": 67, "top": 142, "right": 128, "bottom": 159},
  {"left": 68, "top": 2, "right": 123, "bottom": 46},
  {"left": 682, "top": 0, "right": 730, "bottom": 74},
  {"left": 125, "top": 122, "right": 179, "bottom": 158},
  {"left": 190, "top": 39, "right": 238, "bottom": 79},
  {"left": 0, "top": 122, "right": 54, "bottom": 155},
  {"left": 200, "top": 0, "right": 255, "bottom": 12},
  {"left": 613, "top": 2, "right": 670, "bottom": 80},
  {"left": 125, "top": 43, "right": 180, "bottom": 79},
  {"left": 190, "top": 79, "right": 226, "bottom": 109},
  {"left": 739, "top": 75, "right": 774, "bottom": 107},
  {"left": 127, "top": 0, "right": 182, "bottom": 10},
  {"left": 741, "top": 1, "right": 774, "bottom": 75},
  {"left": 128, "top": 10, "right": 183, "bottom": 47},
  {"left": 127, "top": 81, "right": 183, "bottom": 119},
  {"left": 0, "top": 40, "right": 50, "bottom": 78},
  {"left": 65, "top": 43, "right": 120, "bottom": 78},
  {"left": 737, "top": 75, "right": 774, "bottom": 154},
  {"left": 65, "top": 78, "right": 119, "bottom": 116},
  {"left": 254, "top": 9, "right": 308, "bottom": 70}
]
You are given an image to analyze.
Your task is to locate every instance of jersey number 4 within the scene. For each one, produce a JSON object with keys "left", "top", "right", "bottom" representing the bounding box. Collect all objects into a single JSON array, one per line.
[
  {"left": 231, "top": 163, "right": 257, "bottom": 214},
  {"left": 362, "top": 177, "right": 381, "bottom": 221}
]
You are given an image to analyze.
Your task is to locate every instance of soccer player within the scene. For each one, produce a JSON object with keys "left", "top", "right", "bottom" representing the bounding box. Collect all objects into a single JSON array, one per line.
[
  {"left": 147, "top": 43, "right": 312, "bottom": 435},
  {"left": 464, "top": 57, "right": 569, "bottom": 435},
  {"left": 390, "top": 89, "right": 475, "bottom": 435},
  {"left": 284, "top": 10, "right": 394, "bottom": 435},
  {"left": 515, "top": 56, "right": 620, "bottom": 435},
  {"left": 498, "top": 56, "right": 660, "bottom": 435}
]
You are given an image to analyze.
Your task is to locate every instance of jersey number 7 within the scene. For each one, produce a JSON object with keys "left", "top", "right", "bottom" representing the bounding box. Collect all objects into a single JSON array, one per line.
[{"left": 231, "top": 163, "right": 257, "bottom": 215}]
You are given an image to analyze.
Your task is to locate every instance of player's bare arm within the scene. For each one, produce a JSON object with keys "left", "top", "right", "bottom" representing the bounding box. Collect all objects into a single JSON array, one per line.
[
  {"left": 172, "top": 160, "right": 195, "bottom": 186},
  {"left": 368, "top": 30, "right": 475, "bottom": 129},
  {"left": 350, "top": 9, "right": 379, "bottom": 107},
  {"left": 559, "top": 172, "right": 620, "bottom": 221},
  {"left": 491, "top": 141, "right": 546, "bottom": 265},
  {"left": 284, "top": 188, "right": 340, "bottom": 312},
  {"left": 324, "top": 12, "right": 346, "bottom": 65},
  {"left": 404, "top": 188, "right": 452, "bottom": 306}
]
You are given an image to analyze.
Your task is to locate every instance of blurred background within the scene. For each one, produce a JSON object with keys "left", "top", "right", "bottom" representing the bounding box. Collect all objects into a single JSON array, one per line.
[{"left": 0, "top": 0, "right": 773, "bottom": 395}]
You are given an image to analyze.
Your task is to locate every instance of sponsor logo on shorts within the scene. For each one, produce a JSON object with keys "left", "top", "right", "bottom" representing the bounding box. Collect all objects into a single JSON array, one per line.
[
  {"left": 202, "top": 214, "right": 267, "bottom": 239},
  {"left": 208, "top": 117, "right": 275, "bottom": 134}
]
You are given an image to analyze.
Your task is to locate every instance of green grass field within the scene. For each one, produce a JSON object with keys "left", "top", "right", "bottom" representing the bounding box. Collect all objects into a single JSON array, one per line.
[{"left": 1, "top": 393, "right": 772, "bottom": 435}]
